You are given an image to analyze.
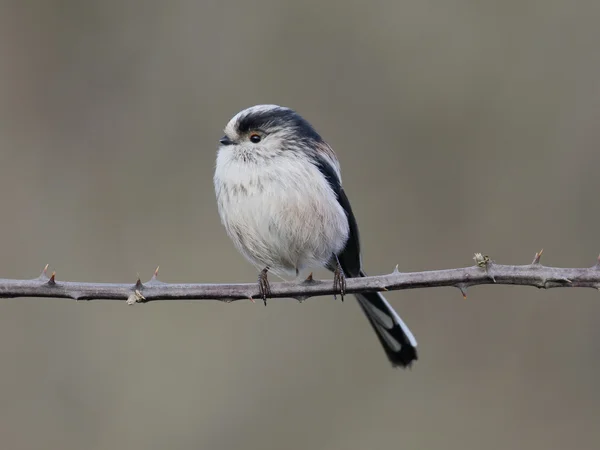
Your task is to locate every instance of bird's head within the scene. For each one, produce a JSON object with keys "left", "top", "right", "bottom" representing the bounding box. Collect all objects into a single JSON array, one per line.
[{"left": 219, "top": 104, "right": 331, "bottom": 161}]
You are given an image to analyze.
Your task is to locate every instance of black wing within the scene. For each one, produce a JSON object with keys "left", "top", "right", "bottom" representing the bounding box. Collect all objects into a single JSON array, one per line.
[{"left": 311, "top": 157, "right": 362, "bottom": 276}]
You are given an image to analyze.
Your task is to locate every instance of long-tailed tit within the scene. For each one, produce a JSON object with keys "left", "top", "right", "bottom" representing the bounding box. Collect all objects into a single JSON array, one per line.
[{"left": 214, "top": 105, "right": 418, "bottom": 367}]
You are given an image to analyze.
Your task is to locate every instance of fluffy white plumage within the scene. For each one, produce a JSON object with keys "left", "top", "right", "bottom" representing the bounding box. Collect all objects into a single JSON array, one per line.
[{"left": 215, "top": 105, "right": 349, "bottom": 275}]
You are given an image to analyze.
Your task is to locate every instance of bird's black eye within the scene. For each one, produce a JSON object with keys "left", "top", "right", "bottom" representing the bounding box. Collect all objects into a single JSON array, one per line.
[{"left": 249, "top": 133, "right": 261, "bottom": 143}]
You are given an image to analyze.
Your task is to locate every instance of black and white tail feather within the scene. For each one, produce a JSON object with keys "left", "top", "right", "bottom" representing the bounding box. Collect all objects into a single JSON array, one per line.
[
  {"left": 326, "top": 184, "right": 418, "bottom": 368},
  {"left": 355, "top": 284, "right": 418, "bottom": 367}
]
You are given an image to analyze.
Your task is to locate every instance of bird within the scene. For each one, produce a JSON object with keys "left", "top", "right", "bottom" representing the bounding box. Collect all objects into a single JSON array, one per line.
[{"left": 213, "top": 104, "right": 418, "bottom": 367}]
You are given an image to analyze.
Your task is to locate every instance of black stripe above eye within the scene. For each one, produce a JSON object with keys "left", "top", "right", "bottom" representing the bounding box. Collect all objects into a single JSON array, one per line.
[
  {"left": 236, "top": 108, "right": 325, "bottom": 146},
  {"left": 237, "top": 108, "right": 297, "bottom": 133}
]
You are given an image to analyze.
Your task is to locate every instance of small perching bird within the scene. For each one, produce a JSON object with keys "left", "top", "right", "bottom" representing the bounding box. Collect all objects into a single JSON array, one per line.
[{"left": 213, "top": 105, "right": 418, "bottom": 367}]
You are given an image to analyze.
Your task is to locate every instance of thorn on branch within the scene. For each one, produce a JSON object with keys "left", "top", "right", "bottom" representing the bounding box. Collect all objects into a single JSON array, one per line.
[
  {"left": 457, "top": 284, "right": 468, "bottom": 299},
  {"left": 36, "top": 264, "right": 50, "bottom": 282},
  {"left": 550, "top": 277, "right": 572, "bottom": 284},
  {"left": 303, "top": 272, "right": 314, "bottom": 283},
  {"left": 393, "top": 264, "right": 400, "bottom": 274},
  {"left": 48, "top": 271, "right": 56, "bottom": 286},
  {"left": 532, "top": 249, "right": 544, "bottom": 265},
  {"left": 146, "top": 266, "right": 165, "bottom": 286},
  {"left": 135, "top": 277, "right": 143, "bottom": 290},
  {"left": 594, "top": 254, "right": 600, "bottom": 269}
]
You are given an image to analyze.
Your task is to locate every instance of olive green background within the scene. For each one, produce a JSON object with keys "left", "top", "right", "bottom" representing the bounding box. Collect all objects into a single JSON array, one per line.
[{"left": 1, "top": 1, "right": 600, "bottom": 449}]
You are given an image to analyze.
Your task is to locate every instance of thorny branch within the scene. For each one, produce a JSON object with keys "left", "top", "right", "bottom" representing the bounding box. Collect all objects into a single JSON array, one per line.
[{"left": 1, "top": 251, "right": 600, "bottom": 304}]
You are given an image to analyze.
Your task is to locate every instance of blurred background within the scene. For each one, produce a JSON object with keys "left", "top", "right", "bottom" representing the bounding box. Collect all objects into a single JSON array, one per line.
[{"left": 1, "top": 1, "right": 600, "bottom": 449}]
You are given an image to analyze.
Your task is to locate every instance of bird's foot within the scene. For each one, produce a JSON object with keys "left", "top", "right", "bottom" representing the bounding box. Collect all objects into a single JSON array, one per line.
[
  {"left": 258, "top": 267, "right": 271, "bottom": 306},
  {"left": 333, "top": 260, "right": 346, "bottom": 301}
]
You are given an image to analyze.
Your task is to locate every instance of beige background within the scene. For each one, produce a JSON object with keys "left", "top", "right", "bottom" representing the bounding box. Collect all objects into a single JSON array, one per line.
[{"left": 1, "top": 1, "right": 600, "bottom": 449}]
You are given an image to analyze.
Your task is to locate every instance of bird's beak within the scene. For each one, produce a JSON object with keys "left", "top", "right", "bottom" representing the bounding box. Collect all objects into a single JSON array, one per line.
[{"left": 219, "top": 135, "right": 233, "bottom": 146}]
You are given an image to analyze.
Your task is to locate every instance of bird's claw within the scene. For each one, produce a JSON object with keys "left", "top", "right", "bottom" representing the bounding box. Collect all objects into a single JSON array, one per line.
[
  {"left": 258, "top": 267, "right": 271, "bottom": 306},
  {"left": 333, "top": 265, "right": 346, "bottom": 301}
]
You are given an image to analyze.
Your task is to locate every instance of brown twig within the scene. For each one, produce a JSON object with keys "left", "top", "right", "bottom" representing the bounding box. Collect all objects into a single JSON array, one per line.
[{"left": 0, "top": 251, "right": 598, "bottom": 304}]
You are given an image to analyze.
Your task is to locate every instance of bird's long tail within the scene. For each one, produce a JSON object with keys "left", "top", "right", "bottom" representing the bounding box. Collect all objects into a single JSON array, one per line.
[{"left": 354, "top": 271, "right": 418, "bottom": 368}]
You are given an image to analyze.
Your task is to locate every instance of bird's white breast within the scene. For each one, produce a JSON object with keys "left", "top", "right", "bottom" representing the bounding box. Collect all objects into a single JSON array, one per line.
[{"left": 214, "top": 148, "right": 349, "bottom": 275}]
